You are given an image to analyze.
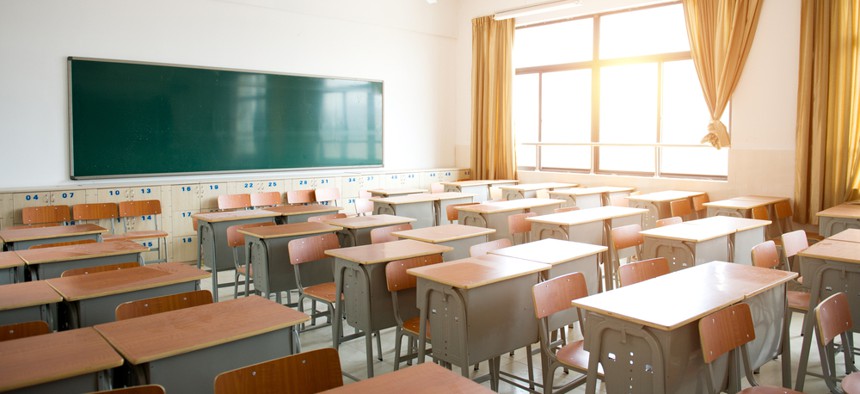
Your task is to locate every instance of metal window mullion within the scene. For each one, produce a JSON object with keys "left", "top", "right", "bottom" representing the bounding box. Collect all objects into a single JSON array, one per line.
[
  {"left": 655, "top": 61, "right": 663, "bottom": 177},
  {"left": 591, "top": 15, "right": 600, "bottom": 174}
]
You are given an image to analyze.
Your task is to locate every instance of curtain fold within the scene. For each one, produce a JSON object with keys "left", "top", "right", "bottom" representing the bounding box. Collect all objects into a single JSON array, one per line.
[
  {"left": 682, "top": 0, "right": 763, "bottom": 149},
  {"left": 471, "top": 16, "right": 517, "bottom": 180},
  {"left": 794, "top": 0, "right": 860, "bottom": 224}
]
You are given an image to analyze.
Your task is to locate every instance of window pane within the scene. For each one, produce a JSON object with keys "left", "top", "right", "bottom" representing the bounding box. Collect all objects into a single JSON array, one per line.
[
  {"left": 599, "top": 146, "right": 655, "bottom": 173},
  {"left": 514, "top": 19, "right": 593, "bottom": 68},
  {"left": 542, "top": 146, "right": 591, "bottom": 170},
  {"left": 660, "top": 147, "right": 728, "bottom": 176},
  {"left": 600, "top": 63, "right": 657, "bottom": 143},
  {"left": 517, "top": 144, "right": 537, "bottom": 168},
  {"left": 514, "top": 74, "right": 539, "bottom": 168},
  {"left": 600, "top": 4, "right": 689, "bottom": 59},
  {"left": 542, "top": 70, "right": 591, "bottom": 142},
  {"left": 661, "top": 60, "right": 712, "bottom": 144}
]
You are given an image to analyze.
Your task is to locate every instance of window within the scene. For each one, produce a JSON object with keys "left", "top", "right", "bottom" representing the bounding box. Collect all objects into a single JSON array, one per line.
[{"left": 512, "top": 2, "right": 728, "bottom": 178}]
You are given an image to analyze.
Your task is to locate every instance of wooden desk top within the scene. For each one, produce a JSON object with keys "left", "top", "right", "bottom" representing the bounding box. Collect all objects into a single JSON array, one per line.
[
  {"left": 192, "top": 209, "right": 280, "bottom": 223},
  {"left": 703, "top": 198, "right": 770, "bottom": 210},
  {"left": 392, "top": 224, "right": 496, "bottom": 243},
  {"left": 456, "top": 198, "right": 565, "bottom": 214},
  {"left": 732, "top": 195, "right": 790, "bottom": 204},
  {"left": 324, "top": 239, "right": 452, "bottom": 265},
  {"left": 46, "top": 262, "right": 208, "bottom": 301},
  {"left": 799, "top": 239, "right": 860, "bottom": 264},
  {"left": 489, "top": 239, "right": 607, "bottom": 266},
  {"left": 16, "top": 239, "right": 148, "bottom": 265},
  {"left": 0, "top": 327, "right": 123, "bottom": 392},
  {"left": 408, "top": 254, "right": 548, "bottom": 289},
  {"left": 431, "top": 191, "right": 477, "bottom": 200},
  {"left": 237, "top": 222, "right": 342, "bottom": 239},
  {"left": 0, "top": 251, "right": 25, "bottom": 270},
  {"left": 626, "top": 190, "right": 705, "bottom": 203},
  {"left": 0, "top": 280, "right": 63, "bottom": 311},
  {"left": 323, "top": 214, "right": 416, "bottom": 230},
  {"left": 263, "top": 204, "right": 342, "bottom": 216},
  {"left": 370, "top": 193, "right": 442, "bottom": 205},
  {"left": 572, "top": 261, "right": 796, "bottom": 331},
  {"left": 94, "top": 295, "right": 309, "bottom": 364},
  {"left": 441, "top": 179, "right": 518, "bottom": 187},
  {"left": 498, "top": 182, "right": 577, "bottom": 191},
  {"left": 320, "top": 362, "right": 493, "bottom": 393},
  {"left": 527, "top": 206, "right": 648, "bottom": 226},
  {"left": 684, "top": 216, "right": 771, "bottom": 232},
  {"left": 0, "top": 224, "right": 106, "bottom": 243},
  {"left": 817, "top": 203, "right": 860, "bottom": 219},
  {"left": 366, "top": 187, "right": 428, "bottom": 196},
  {"left": 549, "top": 186, "right": 634, "bottom": 197},
  {"left": 639, "top": 222, "right": 732, "bottom": 242},
  {"left": 828, "top": 228, "right": 860, "bottom": 243}
]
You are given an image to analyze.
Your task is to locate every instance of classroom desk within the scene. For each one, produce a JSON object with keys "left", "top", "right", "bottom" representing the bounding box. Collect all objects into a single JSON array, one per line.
[
  {"left": 433, "top": 192, "right": 479, "bottom": 226},
  {"left": 46, "top": 262, "right": 208, "bottom": 328},
  {"left": 16, "top": 239, "right": 147, "bottom": 281},
  {"left": 366, "top": 187, "right": 427, "bottom": 197},
  {"left": 498, "top": 182, "right": 578, "bottom": 200},
  {"left": 240, "top": 222, "right": 342, "bottom": 303},
  {"left": 0, "top": 327, "right": 123, "bottom": 394},
  {"left": 816, "top": 203, "right": 860, "bottom": 237},
  {"left": 572, "top": 261, "right": 795, "bottom": 393},
  {"left": 371, "top": 193, "right": 475, "bottom": 228},
  {"left": 441, "top": 179, "right": 518, "bottom": 203},
  {"left": 320, "top": 362, "right": 494, "bottom": 393},
  {"left": 322, "top": 214, "right": 416, "bottom": 246},
  {"left": 94, "top": 295, "right": 309, "bottom": 393},
  {"left": 0, "top": 280, "right": 62, "bottom": 329},
  {"left": 324, "top": 239, "right": 452, "bottom": 378},
  {"left": 685, "top": 216, "right": 770, "bottom": 265},
  {"left": 828, "top": 228, "right": 860, "bottom": 243},
  {"left": 0, "top": 223, "right": 106, "bottom": 251},
  {"left": 640, "top": 221, "right": 731, "bottom": 272},
  {"left": 408, "top": 255, "right": 549, "bottom": 389},
  {"left": 392, "top": 224, "right": 495, "bottom": 260},
  {"left": 794, "top": 239, "right": 860, "bottom": 391},
  {"left": 193, "top": 210, "right": 280, "bottom": 302},
  {"left": 626, "top": 190, "right": 706, "bottom": 229},
  {"left": 703, "top": 195, "right": 787, "bottom": 238},
  {"left": 548, "top": 186, "right": 635, "bottom": 209},
  {"left": 263, "top": 204, "right": 342, "bottom": 224},
  {"left": 456, "top": 198, "right": 565, "bottom": 241},
  {"left": 0, "top": 250, "right": 25, "bottom": 284}
]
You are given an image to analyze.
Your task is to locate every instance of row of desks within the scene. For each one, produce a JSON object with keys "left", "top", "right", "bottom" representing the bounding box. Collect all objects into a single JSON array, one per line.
[{"left": 0, "top": 239, "right": 147, "bottom": 284}]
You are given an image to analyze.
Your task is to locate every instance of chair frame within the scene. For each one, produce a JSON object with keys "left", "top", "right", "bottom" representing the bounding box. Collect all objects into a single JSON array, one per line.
[
  {"left": 385, "top": 254, "right": 443, "bottom": 369},
  {"left": 691, "top": 194, "right": 709, "bottom": 219},
  {"left": 508, "top": 212, "right": 536, "bottom": 245},
  {"left": 609, "top": 223, "right": 644, "bottom": 288},
  {"left": 669, "top": 199, "right": 694, "bottom": 221},
  {"left": 445, "top": 202, "right": 479, "bottom": 224},
  {"left": 72, "top": 202, "right": 120, "bottom": 234},
  {"left": 117, "top": 200, "right": 168, "bottom": 263},
  {"left": 814, "top": 292, "right": 859, "bottom": 394},
  {"left": 288, "top": 233, "right": 340, "bottom": 330},
  {"left": 226, "top": 221, "right": 276, "bottom": 298}
]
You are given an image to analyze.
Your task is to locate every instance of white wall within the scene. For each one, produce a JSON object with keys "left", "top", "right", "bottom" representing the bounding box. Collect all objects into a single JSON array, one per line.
[
  {"left": 455, "top": 0, "right": 800, "bottom": 201},
  {"left": 0, "top": 0, "right": 460, "bottom": 189}
]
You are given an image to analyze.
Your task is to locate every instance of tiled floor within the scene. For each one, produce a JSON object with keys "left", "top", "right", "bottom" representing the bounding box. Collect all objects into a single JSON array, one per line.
[{"left": 203, "top": 273, "right": 840, "bottom": 393}]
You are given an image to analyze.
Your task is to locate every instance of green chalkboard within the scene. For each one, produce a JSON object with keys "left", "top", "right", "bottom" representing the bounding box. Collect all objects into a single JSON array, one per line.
[{"left": 69, "top": 57, "right": 383, "bottom": 179}]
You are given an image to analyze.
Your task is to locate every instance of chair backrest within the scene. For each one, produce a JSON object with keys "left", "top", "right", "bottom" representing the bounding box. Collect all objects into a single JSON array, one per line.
[
  {"left": 213, "top": 348, "right": 343, "bottom": 394},
  {"left": 532, "top": 272, "right": 589, "bottom": 320},
  {"left": 815, "top": 292, "right": 853, "bottom": 348},
  {"left": 61, "top": 261, "right": 140, "bottom": 277},
  {"left": 751, "top": 205, "right": 769, "bottom": 220},
  {"left": 554, "top": 206, "right": 580, "bottom": 213},
  {"left": 691, "top": 194, "right": 709, "bottom": 218},
  {"left": 92, "top": 385, "right": 166, "bottom": 394},
  {"left": 430, "top": 182, "right": 445, "bottom": 193},
  {"left": 353, "top": 198, "right": 374, "bottom": 216},
  {"left": 699, "top": 302, "right": 756, "bottom": 365},
  {"left": 609, "top": 196, "right": 629, "bottom": 207},
  {"left": 307, "top": 213, "right": 347, "bottom": 223},
  {"left": 29, "top": 239, "right": 98, "bottom": 249},
  {"left": 774, "top": 200, "right": 793, "bottom": 220},
  {"left": 218, "top": 194, "right": 252, "bottom": 211},
  {"left": 781, "top": 229, "right": 809, "bottom": 259},
  {"left": 22, "top": 205, "right": 71, "bottom": 225},
  {"left": 618, "top": 257, "right": 669, "bottom": 287},
  {"left": 610, "top": 223, "right": 644, "bottom": 254},
  {"left": 286, "top": 189, "right": 316, "bottom": 205},
  {"left": 72, "top": 203, "right": 119, "bottom": 221},
  {"left": 118, "top": 200, "right": 163, "bottom": 217},
  {"left": 358, "top": 190, "right": 372, "bottom": 199},
  {"left": 314, "top": 187, "right": 340, "bottom": 205},
  {"left": 508, "top": 212, "right": 537, "bottom": 244},
  {"left": 669, "top": 199, "right": 693, "bottom": 221},
  {"left": 250, "top": 192, "right": 282, "bottom": 208},
  {"left": 370, "top": 223, "right": 412, "bottom": 244},
  {"left": 226, "top": 222, "right": 276, "bottom": 248},
  {"left": 287, "top": 233, "right": 340, "bottom": 266},
  {"left": 115, "top": 289, "right": 213, "bottom": 321},
  {"left": 0, "top": 321, "right": 51, "bottom": 342},
  {"left": 446, "top": 202, "right": 480, "bottom": 223},
  {"left": 469, "top": 238, "right": 513, "bottom": 257},
  {"left": 385, "top": 254, "right": 444, "bottom": 292},
  {"left": 750, "top": 240, "right": 780, "bottom": 270},
  {"left": 655, "top": 216, "right": 682, "bottom": 227}
]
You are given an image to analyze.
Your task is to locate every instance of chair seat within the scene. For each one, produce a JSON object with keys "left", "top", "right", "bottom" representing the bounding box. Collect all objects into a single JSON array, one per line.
[
  {"left": 842, "top": 371, "right": 860, "bottom": 393},
  {"left": 787, "top": 290, "right": 810, "bottom": 311},
  {"left": 303, "top": 282, "right": 338, "bottom": 303},
  {"left": 739, "top": 386, "right": 804, "bottom": 394},
  {"left": 402, "top": 317, "right": 430, "bottom": 339},
  {"left": 121, "top": 230, "right": 169, "bottom": 240},
  {"left": 557, "top": 340, "right": 603, "bottom": 375}
]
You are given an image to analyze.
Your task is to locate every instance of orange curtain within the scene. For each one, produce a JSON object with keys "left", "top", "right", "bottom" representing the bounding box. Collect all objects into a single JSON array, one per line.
[
  {"left": 682, "top": 0, "right": 763, "bottom": 149},
  {"left": 471, "top": 16, "right": 517, "bottom": 180},
  {"left": 794, "top": 0, "right": 860, "bottom": 224}
]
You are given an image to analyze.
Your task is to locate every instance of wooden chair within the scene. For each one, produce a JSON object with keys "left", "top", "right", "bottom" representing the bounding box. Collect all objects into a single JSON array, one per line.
[
  {"left": 531, "top": 272, "right": 601, "bottom": 393},
  {"left": 385, "top": 254, "right": 443, "bottom": 369},
  {"left": 751, "top": 205, "right": 769, "bottom": 220},
  {"left": 72, "top": 202, "right": 121, "bottom": 236},
  {"left": 814, "top": 292, "right": 860, "bottom": 394},
  {"left": 61, "top": 261, "right": 140, "bottom": 277},
  {"left": 29, "top": 239, "right": 98, "bottom": 249},
  {"left": 21, "top": 205, "right": 71, "bottom": 226},
  {"left": 669, "top": 199, "right": 694, "bottom": 221},
  {"left": 287, "top": 234, "right": 340, "bottom": 330},
  {"left": 227, "top": 222, "right": 276, "bottom": 298},
  {"left": 508, "top": 212, "right": 536, "bottom": 245},
  {"left": 430, "top": 182, "right": 445, "bottom": 193},
  {"left": 307, "top": 213, "right": 347, "bottom": 223},
  {"left": 555, "top": 206, "right": 580, "bottom": 213},
  {"left": 750, "top": 241, "right": 809, "bottom": 329},
  {"left": 781, "top": 229, "right": 809, "bottom": 278},
  {"left": 117, "top": 200, "right": 169, "bottom": 263},
  {"left": 353, "top": 198, "right": 374, "bottom": 216},
  {"left": 469, "top": 238, "right": 513, "bottom": 257},
  {"left": 286, "top": 189, "right": 316, "bottom": 205},
  {"left": 370, "top": 223, "right": 412, "bottom": 244},
  {"left": 213, "top": 348, "right": 343, "bottom": 394},
  {"left": 655, "top": 216, "right": 682, "bottom": 227},
  {"left": 217, "top": 194, "right": 252, "bottom": 211},
  {"left": 609, "top": 223, "right": 644, "bottom": 288},
  {"left": 92, "top": 385, "right": 166, "bottom": 394},
  {"left": 691, "top": 193, "right": 709, "bottom": 219},
  {"left": 445, "top": 202, "right": 479, "bottom": 224},
  {"left": 617, "top": 257, "right": 669, "bottom": 287},
  {"left": 698, "top": 302, "right": 804, "bottom": 394},
  {"left": 0, "top": 321, "right": 50, "bottom": 342},
  {"left": 114, "top": 289, "right": 213, "bottom": 321},
  {"left": 774, "top": 200, "right": 824, "bottom": 243},
  {"left": 250, "top": 191, "right": 282, "bottom": 208},
  {"left": 314, "top": 187, "right": 341, "bottom": 206},
  {"left": 608, "top": 196, "right": 628, "bottom": 207}
]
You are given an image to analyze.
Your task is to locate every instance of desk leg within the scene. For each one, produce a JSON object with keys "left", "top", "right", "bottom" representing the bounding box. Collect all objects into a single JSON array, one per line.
[
  {"left": 199, "top": 223, "right": 221, "bottom": 302},
  {"left": 333, "top": 264, "right": 347, "bottom": 350}
]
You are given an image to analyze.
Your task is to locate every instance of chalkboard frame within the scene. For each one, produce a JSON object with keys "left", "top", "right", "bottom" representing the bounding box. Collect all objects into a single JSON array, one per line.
[{"left": 68, "top": 57, "right": 384, "bottom": 179}]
